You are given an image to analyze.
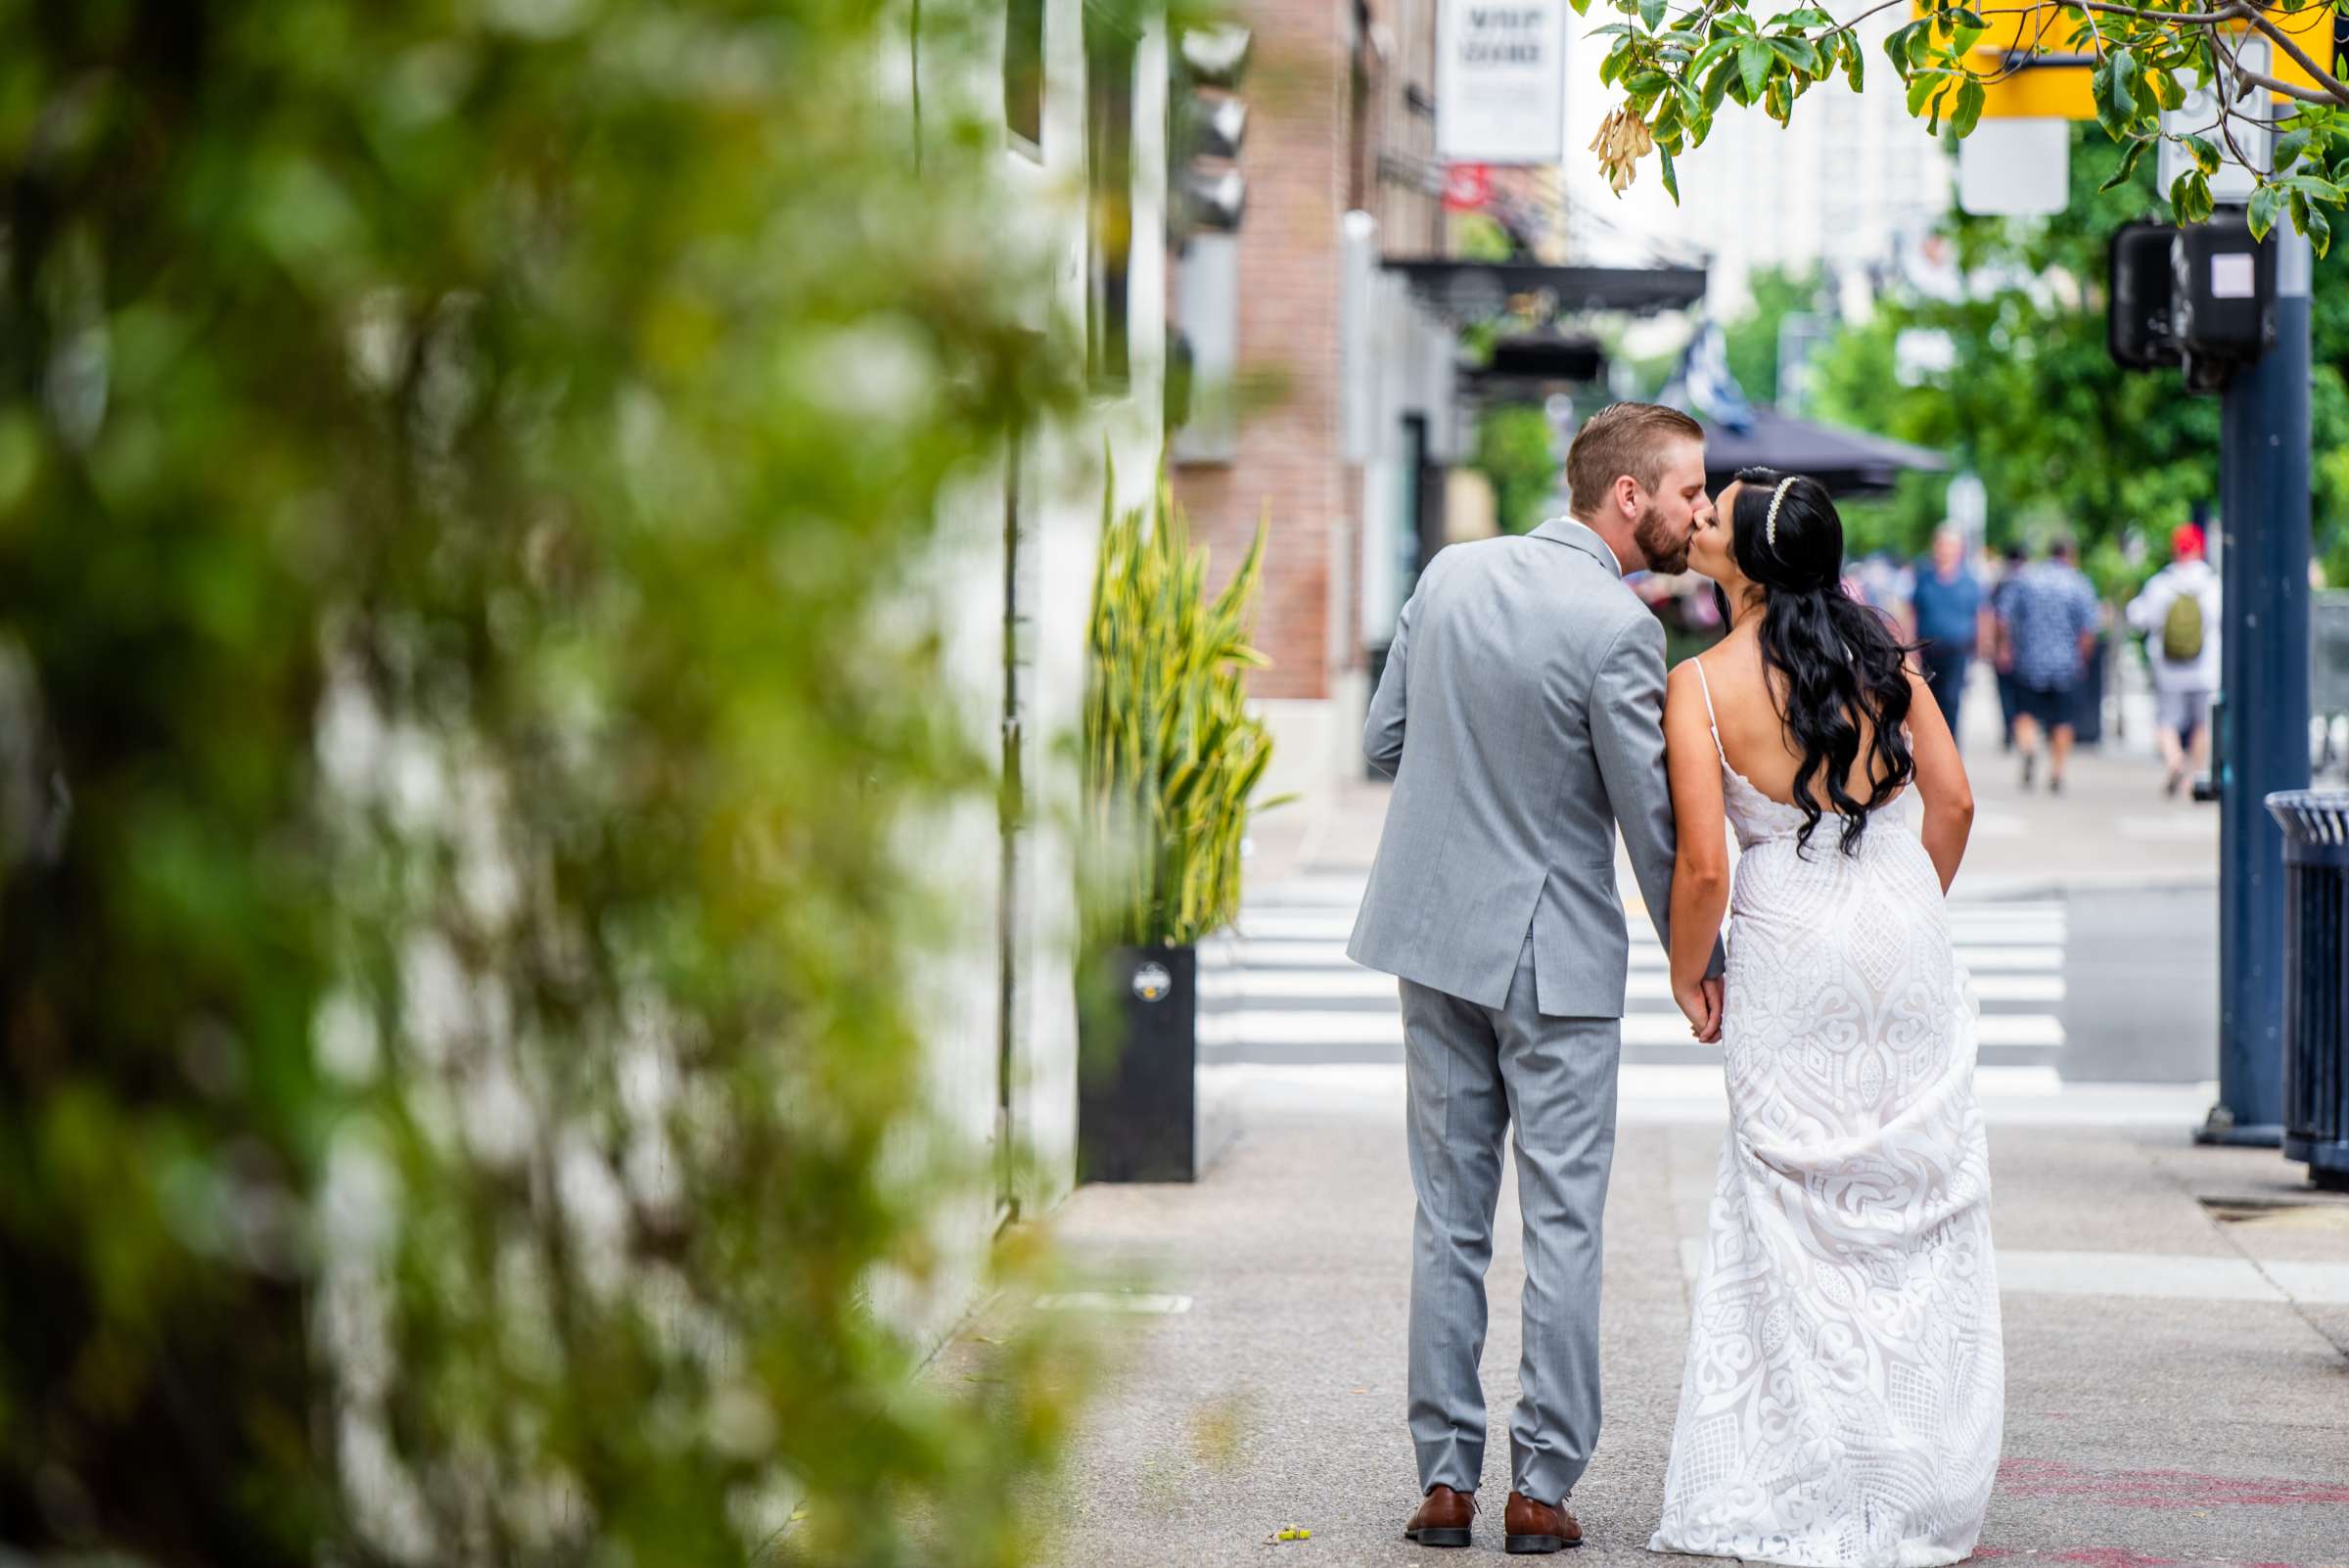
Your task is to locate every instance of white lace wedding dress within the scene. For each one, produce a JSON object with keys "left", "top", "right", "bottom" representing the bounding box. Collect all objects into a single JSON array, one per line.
[{"left": 1650, "top": 669, "right": 2004, "bottom": 1568}]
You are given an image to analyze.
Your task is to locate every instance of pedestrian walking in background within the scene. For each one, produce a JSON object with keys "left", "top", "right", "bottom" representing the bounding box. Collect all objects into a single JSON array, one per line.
[
  {"left": 1988, "top": 541, "right": 2028, "bottom": 752},
  {"left": 2126, "top": 523, "right": 2222, "bottom": 797},
  {"left": 1999, "top": 538, "right": 2099, "bottom": 793},
  {"left": 1908, "top": 527, "right": 1987, "bottom": 747}
]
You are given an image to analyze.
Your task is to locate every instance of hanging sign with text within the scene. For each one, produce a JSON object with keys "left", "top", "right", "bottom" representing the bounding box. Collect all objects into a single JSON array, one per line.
[{"left": 1436, "top": 0, "right": 1565, "bottom": 165}]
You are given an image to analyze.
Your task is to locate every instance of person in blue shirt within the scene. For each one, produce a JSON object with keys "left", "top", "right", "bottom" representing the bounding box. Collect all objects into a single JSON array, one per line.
[
  {"left": 1997, "top": 537, "right": 2101, "bottom": 793},
  {"left": 1907, "top": 527, "right": 1987, "bottom": 748}
]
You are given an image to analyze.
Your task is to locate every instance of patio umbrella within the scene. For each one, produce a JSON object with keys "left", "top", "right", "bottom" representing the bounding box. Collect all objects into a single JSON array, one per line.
[
  {"left": 1660, "top": 318, "right": 1948, "bottom": 498},
  {"left": 1698, "top": 405, "right": 1950, "bottom": 498}
]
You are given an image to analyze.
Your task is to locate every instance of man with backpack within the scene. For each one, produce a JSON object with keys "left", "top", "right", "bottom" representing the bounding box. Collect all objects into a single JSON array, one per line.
[{"left": 2127, "top": 523, "right": 2223, "bottom": 798}]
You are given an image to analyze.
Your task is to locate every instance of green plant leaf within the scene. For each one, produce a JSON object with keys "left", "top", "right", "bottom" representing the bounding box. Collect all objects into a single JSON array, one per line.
[
  {"left": 1640, "top": 0, "right": 1668, "bottom": 31},
  {"left": 1740, "top": 36, "right": 1772, "bottom": 100},
  {"left": 2098, "top": 136, "right": 2151, "bottom": 191},
  {"left": 1660, "top": 144, "right": 1681, "bottom": 202},
  {"left": 2273, "top": 127, "right": 2312, "bottom": 173},
  {"left": 1951, "top": 76, "right": 1985, "bottom": 138},
  {"left": 2247, "top": 181, "right": 2284, "bottom": 239},
  {"left": 1906, "top": 69, "right": 1942, "bottom": 118},
  {"left": 2184, "top": 134, "right": 2221, "bottom": 176}
]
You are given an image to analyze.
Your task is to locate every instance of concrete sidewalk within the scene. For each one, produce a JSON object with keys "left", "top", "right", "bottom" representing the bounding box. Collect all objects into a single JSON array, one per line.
[{"left": 1024, "top": 1077, "right": 2349, "bottom": 1568}]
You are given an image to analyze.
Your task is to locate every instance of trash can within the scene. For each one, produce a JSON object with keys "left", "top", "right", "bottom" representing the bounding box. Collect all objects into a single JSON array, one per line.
[{"left": 2265, "top": 791, "right": 2349, "bottom": 1189}]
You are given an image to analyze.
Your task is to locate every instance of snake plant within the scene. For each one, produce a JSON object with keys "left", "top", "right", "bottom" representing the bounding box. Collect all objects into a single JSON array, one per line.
[{"left": 1082, "top": 463, "right": 1285, "bottom": 948}]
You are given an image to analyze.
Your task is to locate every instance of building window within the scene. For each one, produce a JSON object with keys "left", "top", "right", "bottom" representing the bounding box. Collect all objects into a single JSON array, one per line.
[
  {"left": 1086, "top": 1, "right": 1136, "bottom": 391},
  {"left": 1005, "top": 0, "right": 1044, "bottom": 155}
]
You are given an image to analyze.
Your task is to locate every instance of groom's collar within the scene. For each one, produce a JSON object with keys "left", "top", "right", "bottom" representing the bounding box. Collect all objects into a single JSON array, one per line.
[{"left": 1530, "top": 515, "right": 1627, "bottom": 579}]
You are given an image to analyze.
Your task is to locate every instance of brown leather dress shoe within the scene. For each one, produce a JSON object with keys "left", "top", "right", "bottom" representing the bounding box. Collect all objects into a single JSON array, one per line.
[
  {"left": 1503, "top": 1491, "right": 1583, "bottom": 1553},
  {"left": 1401, "top": 1484, "right": 1476, "bottom": 1548}
]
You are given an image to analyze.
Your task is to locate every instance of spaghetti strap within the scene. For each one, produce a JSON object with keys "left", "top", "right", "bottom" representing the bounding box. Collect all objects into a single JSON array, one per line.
[{"left": 1691, "top": 658, "right": 1728, "bottom": 765}]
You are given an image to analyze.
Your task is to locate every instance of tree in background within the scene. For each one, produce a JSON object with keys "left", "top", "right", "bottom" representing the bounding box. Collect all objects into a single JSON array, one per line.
[
  {"left": 0, "top": 3, "right": 1111, "bottom": 1564},
  {"left": 1721, "top": 266, "right": 1827, "bottom": 414},
  {"left": 1586, "top": 0, "right": 2349, "bottom": 248},
  {"left": 1471, "top": 404, "right": 1564, "bottom": 534},
  {"left": 1802, "top": 126, "right": 2349, "bottom": 585}
]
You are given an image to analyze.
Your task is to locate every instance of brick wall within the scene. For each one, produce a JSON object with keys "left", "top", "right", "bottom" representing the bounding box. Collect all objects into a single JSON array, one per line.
[{"left": 1174, "top": 0, "right": 1352, "bottom": 702}]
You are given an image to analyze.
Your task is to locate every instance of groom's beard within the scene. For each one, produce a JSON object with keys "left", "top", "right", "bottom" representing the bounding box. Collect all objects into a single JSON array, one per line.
[{"left": 1635, "top": 502, "right": 1690, "bottom": 575}]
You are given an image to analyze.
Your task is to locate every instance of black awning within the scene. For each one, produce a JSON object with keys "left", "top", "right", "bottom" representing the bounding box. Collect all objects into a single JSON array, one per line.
[
  {"left": 1699, "top": 407, "right": 1948, "bottom": 497},
  {"left": 1380, "top": 259, "right": 1707, "bottom": 321},
  {"left": 1474, "top": 331, "right": 1606, "bottom": 384}
]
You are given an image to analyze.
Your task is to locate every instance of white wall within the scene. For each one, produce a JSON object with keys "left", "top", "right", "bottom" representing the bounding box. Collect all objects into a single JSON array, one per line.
[{"left": 896, "top": 0, "right": 1170, "bottom": 1353}]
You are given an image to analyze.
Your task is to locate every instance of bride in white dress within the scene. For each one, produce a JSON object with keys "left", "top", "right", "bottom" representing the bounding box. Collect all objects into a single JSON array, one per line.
[{"left": 1648, "top": 470, "right": 2004, "bottom": 1567}]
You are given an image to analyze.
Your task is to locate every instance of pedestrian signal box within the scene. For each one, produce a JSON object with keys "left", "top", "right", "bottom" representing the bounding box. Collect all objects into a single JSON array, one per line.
[
  {"left": 2172, "top": 218, "right": 2276, "bottom": 361},
  {"left": 2109, "top": 222, "right": 2180, "bottom": 371},
  {"left": 2107, "top": 215, "right": 2277, "bottom": 390}
]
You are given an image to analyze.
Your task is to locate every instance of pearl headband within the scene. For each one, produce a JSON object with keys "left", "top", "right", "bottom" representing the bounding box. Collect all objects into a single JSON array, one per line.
[{"left": 1764, "top": 477, "right": 1796, "bottom": 550}]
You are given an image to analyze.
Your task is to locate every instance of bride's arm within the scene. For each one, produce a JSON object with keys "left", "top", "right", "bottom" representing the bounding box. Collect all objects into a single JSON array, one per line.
[
  {"left": 1904, "top": 667, "right": 1974, "bottom": 894},
  {"left": 1663, "top": 663, "right": 1730, "bottom": 1042}
]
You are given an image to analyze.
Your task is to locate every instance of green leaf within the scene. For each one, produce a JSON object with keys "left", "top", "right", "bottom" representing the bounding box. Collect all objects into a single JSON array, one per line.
[
  {"left": 2097, "top": 136, "right": 2151, "bottom": 192},
  {"left": 2280, "top": 172, "right": 2347, "bottom": 203},
  {"left": 1883, "top": 22, "right": 1917, "bottom": 67},
  {"left": 1951, "top": 76, "right": 1986, "bottom": 138},
  {"left": 2273, "top": 128, "right": 2312, "bottom": 173},
  {"left": 1906, "top": 69, "right": 1942, "bottom": 118},
  {"left": 2169, "top": 168, "right": 2213, "bottom": 224},
  {"left": 1660, "top": 144, "right": 1681, "bottom": 203},
  {"left": 2184, "top": 134, "right": 2221, "bottom": 176},
  {"left": 2151, "top": 69, "right": 2186, "bottom": 113},
  {"left": 1640, "top": 0, "right": 1668, "bottom": 31},
  {"left": 1841, "top": 34, "right": 1865, "bottom": 92},
  {"left": 1740, "top": 37, "right": 1772, "bottom": 100},
  {"left": 2307, "top": 201, "right": 2332, "bottom": 258},
  {"left": 2246, "top": 181, "right": 2285, "bottom": 240},
  {"left": 1702, "top": 56, "right": 1734, "bottom": 113},
  {"left": 2109, "top": 49, "right": 2137, "bottom": 118}
]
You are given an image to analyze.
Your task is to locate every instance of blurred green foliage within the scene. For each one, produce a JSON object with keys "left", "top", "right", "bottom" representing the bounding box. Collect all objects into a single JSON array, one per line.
[
  {"left": 1721, "top": 266, "right": 1822, "bottom": 418},
  {"left": 0, "top": 2, "right": 1108, "bottom": 1563},
  {"left": 1805, "top": 127, "right": 2349, "bottom": 586},
  {"left": 1471, "top": 403, "right": 1561, "bottom": 536},
  {"left": 1082, "top": 471, "right": 1277, "bottom": 948}
]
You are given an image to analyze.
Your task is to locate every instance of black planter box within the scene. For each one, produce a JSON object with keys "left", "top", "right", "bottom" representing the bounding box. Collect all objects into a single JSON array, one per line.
[{"left": 1078, "top": 945, "right": 1205, "bottom": 1183}]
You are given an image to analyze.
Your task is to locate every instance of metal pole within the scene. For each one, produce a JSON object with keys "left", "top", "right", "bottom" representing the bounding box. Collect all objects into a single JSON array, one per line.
[{"left": 2202, "top": 223, "right": 2313, "bottom": 1147}]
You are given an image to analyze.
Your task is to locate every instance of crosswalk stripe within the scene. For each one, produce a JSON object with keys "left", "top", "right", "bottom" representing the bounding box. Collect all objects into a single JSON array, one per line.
[
  {"left": 1203, "top": 880, "right": 2074, "bottom": 1074},
  {"left": 1203, "top": 967, "right": 2067, "bottom": 1006},
  {"left": 1202, "top": 1007, "right": 2067, "bottom": 1051},
  {"left": 1226, "top": 940, "right": 2065, "bottom": 975},
  {"left": 1234, "top": 912, "right": 2067, "bottom": 944}
]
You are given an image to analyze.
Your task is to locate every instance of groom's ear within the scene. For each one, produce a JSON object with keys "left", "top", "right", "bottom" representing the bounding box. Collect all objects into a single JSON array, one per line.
[{"left": 1611, "top": 473, "right": 1643, "bottom": 522}]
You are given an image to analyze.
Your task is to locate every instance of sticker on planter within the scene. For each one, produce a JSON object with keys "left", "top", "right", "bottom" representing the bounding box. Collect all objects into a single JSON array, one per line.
[{"left": 1130, "top": 960, "right": 1173, "bottom": 1002}]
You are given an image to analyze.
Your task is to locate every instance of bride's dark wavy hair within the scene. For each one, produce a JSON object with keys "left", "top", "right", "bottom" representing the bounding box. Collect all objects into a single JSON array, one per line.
[{"left": 1713, "top": 467, "right": 1915, "bottom": 856}]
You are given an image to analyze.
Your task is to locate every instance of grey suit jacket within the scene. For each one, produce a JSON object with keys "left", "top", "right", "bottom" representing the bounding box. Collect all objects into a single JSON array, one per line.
[{"left": 1348, "top": 516, "right": 1694, "bottom": 1017}]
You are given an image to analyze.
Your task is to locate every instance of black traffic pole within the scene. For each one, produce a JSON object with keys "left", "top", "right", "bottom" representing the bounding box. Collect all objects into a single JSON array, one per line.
[{"left": 2203, "top": 220, "right": 2312, "bottom": 1147}]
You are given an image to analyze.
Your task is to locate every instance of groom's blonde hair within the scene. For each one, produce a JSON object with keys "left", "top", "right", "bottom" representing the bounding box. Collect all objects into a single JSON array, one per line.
[{"left": 1565, "top": 402, "right": 1703, "bottom": 521}]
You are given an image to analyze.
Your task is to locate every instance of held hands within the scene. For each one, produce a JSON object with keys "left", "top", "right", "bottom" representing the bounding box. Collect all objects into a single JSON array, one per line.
[{"left": 1675, "top": 975, "right": 1724, "bottom": 1044}]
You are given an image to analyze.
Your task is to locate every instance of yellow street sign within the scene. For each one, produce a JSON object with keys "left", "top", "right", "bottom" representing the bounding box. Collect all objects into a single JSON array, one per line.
[{"left": 1907, "top": 1, "right": 2334, "bottom": 120}]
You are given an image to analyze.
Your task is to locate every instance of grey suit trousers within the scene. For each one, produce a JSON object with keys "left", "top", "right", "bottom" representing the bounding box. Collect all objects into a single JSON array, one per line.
[{"left": 1402, "top": 934, "right": 1621, "bottom": 1505}]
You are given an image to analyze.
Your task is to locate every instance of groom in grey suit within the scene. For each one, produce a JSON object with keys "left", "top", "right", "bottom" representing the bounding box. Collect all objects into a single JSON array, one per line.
[{"left": 1349, "top": 402, "right": 1723, "bottom": 1552}]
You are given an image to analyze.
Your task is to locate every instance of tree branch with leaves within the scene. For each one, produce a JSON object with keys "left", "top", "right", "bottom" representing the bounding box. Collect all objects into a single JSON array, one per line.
[{"left": 1584, "top": 0, "right": 2349, "bottom": 252}]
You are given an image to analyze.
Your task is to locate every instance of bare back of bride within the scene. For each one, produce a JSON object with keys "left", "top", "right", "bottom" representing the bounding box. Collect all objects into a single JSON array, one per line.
[{"left": 1647, "top": 470, "right": 2004, "bottom": 1568}]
